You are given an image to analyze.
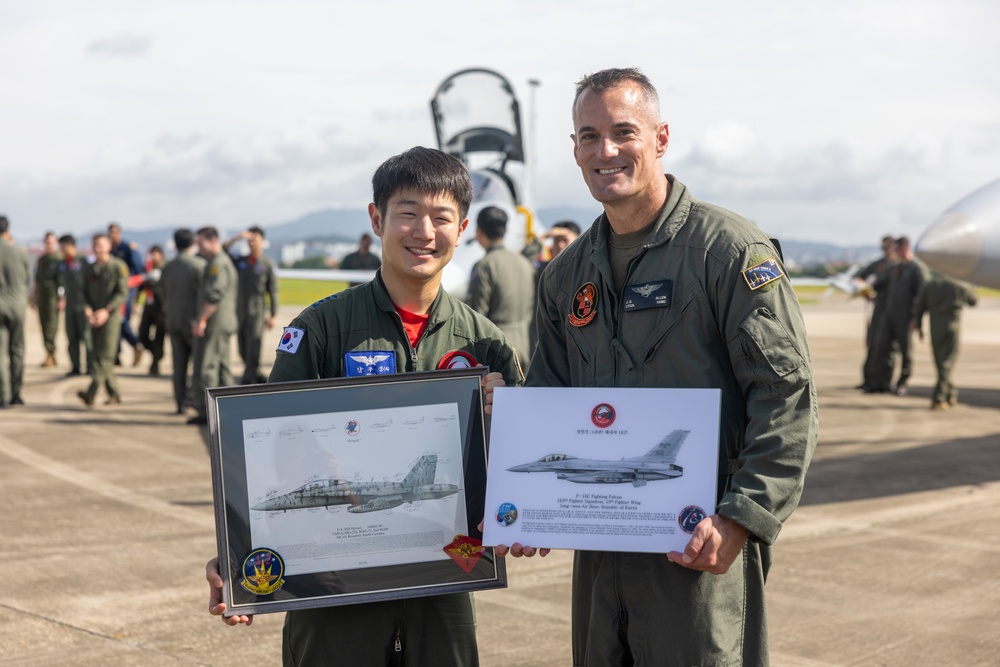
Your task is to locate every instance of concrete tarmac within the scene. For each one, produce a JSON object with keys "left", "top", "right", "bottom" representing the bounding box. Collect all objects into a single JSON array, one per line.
[{"left": 1, "top": 295, "right": 998, "bottom": 666}]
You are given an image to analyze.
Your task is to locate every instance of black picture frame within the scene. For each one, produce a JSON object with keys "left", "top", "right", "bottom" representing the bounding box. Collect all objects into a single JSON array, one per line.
[{"left": 207, "top": 367, "right": 505, "bottom": 616}]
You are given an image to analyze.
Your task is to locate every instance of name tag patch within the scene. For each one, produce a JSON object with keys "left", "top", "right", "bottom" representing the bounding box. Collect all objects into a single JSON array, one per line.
[
  {"left": 277, "top": 327, "right": 305, "bottom": 354},
  {"left": 345, "top": 350, "right": 396, "bottom": 376},
  {"left": 624, "top": 280, "right": 672, "bottom": 311}
]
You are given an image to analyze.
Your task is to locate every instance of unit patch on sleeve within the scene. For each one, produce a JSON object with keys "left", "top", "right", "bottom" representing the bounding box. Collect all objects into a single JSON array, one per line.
[
  {"left": 741, "top": 255, "right": 784, "bottom": 292},
  {"left": 623, "top": 280, "right": 672, "bottom": 311},
  {"left": 345, "top": 351, "right": 396, "bottom": 376},
  {"left": 277, "top": 327, "right": 305, "bottom": 354}
]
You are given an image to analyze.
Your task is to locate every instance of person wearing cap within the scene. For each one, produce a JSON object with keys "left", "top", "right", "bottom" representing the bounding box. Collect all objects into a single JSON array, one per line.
[
  {"left": 222, "top": 226, "right": 279, "bottom": 384},
  {"left": 465, "top": 206, "right": 536, "bottom": 359}
]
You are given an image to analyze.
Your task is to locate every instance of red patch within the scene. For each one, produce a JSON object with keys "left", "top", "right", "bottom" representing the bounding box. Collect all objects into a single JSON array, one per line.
[
  {"left": 438, "top": 350, "right": 479, "bottom": 370},
  {"left": 591, "top": 403, "right": 616, "bottom": 428},
  {"left": 443, "top": 534, "right": 485, "bottom": 573},
  {"left": 568, "top": 282, "right": 598, "bottom": 327}
]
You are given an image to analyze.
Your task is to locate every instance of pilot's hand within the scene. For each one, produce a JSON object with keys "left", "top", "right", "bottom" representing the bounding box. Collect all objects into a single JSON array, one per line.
[
  {"left": 207, "top": 557, "right": 254, "bottom": 626},
  {"left": 667, "top": 514, "right": 748, "bottom": 574},
  {"left": 477, "top": 519, "right": 550, "bottom": 558},
  {"left": 481, "top": 372, "right": 505, "bottom": 416}
]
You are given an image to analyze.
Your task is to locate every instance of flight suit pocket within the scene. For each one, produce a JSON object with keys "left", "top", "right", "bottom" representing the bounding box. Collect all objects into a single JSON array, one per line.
[{"left": 737, "top": 307, "right": 806, "bottom": 389}]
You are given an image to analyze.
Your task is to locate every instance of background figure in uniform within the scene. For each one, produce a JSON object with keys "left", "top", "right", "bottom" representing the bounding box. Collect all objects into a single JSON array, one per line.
[
  {"left": 137, "top": 245, "right": 166, "bottom": 376},
  {"left": 31, "top": 231, "right": 63, "bottom": 368},
  {"left": 223, "top": 226, "right": 278, "bottom": 384},
  {"left": 465, "top": 206, "right": 536, "bottom": 358},
  {"left": 77, "top": 234, "right": 128, "bottom": 407},
  {"left": 868, "top": 236, "right": 925, "bottom": 395},
  {"left": 340, "top": 232, "right": 382, "bottom": 272},
  {"left": 56, "top": 234, "right": 93, "bottom": 377},
  {"left": 912, "top": 275, "right": 977, "bottom": 410},
  {"left": 530, "top": 220, "right": 581, "bottom": 352},
  {"left": 108, "top": 222, "right": 144, "bottom": 367},
  {"left": 188, "top": 226, "right": 238, "bottom": 425},
  {"left": 855, "top": 235, "right": 896, "bottom": 391},
  {"left": 160, "top": 229, "right": 205, "bottom": 415},
  {"left": 0, "top": 216, "right": 31, "bottom": 408}
]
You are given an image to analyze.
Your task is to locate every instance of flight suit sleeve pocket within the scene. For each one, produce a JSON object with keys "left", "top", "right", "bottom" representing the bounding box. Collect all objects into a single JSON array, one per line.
[{"left": 737, "top": 307, "right": 805, "bottom": 381}]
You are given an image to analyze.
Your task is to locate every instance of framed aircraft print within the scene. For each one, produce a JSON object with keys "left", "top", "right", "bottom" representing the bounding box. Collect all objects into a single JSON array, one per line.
[
  {"left": 207, "top": 367, "right": 505, "bottom": 617},
  {"left": 482, "top": 387, "right": 721, "bottom": 554}
]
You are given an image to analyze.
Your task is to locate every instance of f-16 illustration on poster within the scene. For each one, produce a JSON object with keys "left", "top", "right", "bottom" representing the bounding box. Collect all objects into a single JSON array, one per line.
[
  {"left": 507, "top": 430, "right": 689, "bottom": 487},
  {"left": 251, "top": 454, "right": 459, "bottom": 514}
]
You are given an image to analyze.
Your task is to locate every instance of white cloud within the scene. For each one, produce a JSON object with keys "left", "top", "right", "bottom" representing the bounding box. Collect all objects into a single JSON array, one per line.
[{"left": 86, "top": 33, "right": 150, "bottom": 57}]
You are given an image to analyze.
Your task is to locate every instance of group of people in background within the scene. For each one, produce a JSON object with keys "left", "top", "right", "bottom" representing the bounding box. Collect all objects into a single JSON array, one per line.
[
  {"left": 854, "top": 234, "right": 977, "bottom": 409},
  {"left": 0, "top": 218, "right": 278, "bottom": 418}
]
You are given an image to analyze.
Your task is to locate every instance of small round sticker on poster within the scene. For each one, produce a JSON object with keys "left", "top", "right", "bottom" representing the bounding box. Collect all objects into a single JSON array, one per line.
[{"left": 496, "top": 502, "right": 518, "bottom": 526}]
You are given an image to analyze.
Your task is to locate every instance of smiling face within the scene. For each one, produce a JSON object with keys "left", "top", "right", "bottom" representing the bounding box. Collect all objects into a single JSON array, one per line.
[
  {"left": 369, "top": 188, "right": 468, "bottom": 296},
  {"left": 572, "top": 82, "right": 669, "bottom": 210}
]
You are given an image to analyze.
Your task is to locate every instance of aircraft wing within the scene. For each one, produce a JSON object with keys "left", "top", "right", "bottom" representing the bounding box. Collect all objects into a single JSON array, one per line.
[{"left": 347, "top": 494, "right": 405, "bottom": 514}]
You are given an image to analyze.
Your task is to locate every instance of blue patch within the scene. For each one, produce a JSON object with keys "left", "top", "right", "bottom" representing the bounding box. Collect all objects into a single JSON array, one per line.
[
  {"left": 678, "top": 505, "right": 707, "bottom": 534},
  {"left": 344, "top": 350, "right": 396, "bottom": 376},
  {"left": 623, "top": 280, "right": 672, "bottom": 311},
  {"left": 741, "top": 257, "right": 784, "bottom": 291},
  {"left": 309, "top": 294, "right": 341, "bottom": 309}
]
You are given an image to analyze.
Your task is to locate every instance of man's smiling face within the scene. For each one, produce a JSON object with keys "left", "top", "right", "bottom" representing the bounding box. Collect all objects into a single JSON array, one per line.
[{"left": 572, "top": 82, "right": 669, "bottom": 208}]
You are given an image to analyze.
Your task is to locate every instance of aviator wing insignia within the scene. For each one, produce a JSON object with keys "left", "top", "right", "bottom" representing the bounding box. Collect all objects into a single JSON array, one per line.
[{"left": 631, "top": 283, "right": 663, "bottom": 298}]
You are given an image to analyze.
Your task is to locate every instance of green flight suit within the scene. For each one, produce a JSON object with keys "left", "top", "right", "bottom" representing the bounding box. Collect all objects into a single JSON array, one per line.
[
  {"left": 82, "top": 257, "right": 129, "bottom": 401},
  {"left": 231, "top": 253, "right": 278, "bottom": 384},
  {"left": 855, "top": 256, "right": 892, "bottom": 387},
  {"left": 35, "top": 251, "right": 63, "bottom": 357},
  {"left": 192, "top": 252, "right": 238, "bottom": 417},
  {"left": 270, "top": 274, "right": 523, "bottom": 667},
  {"left": 161, "top": 251, "right": 206, "bottom": 412},
  {"left": 465, "top": 244, "right": 536, "bottom": 361},
  {"left": 57, "top": 256, "right": 93, "bottom": 374},
  {"left": 0, "top": 239, "right": 31, "bottom": 404},
  {"left": 869, "top": 260, "right": 925, "bottom": 391},
  {"left": 912, "top": 277, "right": 977, "bottom": 406},
  {"left": 529, "top": 176, "right": 818, "bottom": 667}
]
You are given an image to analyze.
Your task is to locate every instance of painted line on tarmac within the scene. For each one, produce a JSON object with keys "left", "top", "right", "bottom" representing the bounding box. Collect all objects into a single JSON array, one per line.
[
  {"left": 0, "top": 433, "right": 215, "bottom": 530},
  {"left": 781, "top": 482, "right": 1000, "bottom": 542},
  {"left": 0, "top": 601, "right": 213, "bottom": 666}
]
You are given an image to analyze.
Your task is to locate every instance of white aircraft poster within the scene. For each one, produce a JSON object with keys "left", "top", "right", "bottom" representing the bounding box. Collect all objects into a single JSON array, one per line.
[
  {"left": 483, "top": 387, "right": 720, "bottom": 554},
  {"left": 242, "top": 403, "right": 468, "bottom": 576}
]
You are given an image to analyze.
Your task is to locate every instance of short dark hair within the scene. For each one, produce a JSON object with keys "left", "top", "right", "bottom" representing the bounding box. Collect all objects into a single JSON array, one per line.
[
  {"left": 896, "top": 236, "right": 910, "bottom": 248},
  {"left": 477, "top": 206, "right": 508, "bottom": 240},
  {"left": 149, "top": 244, "right": 164, "bottom": 255},
  {"left": 573, "top": 67, "right": 660, "bottom": 124},
  {"left": 174, "top": 228, "right": 195, "bottom": 251},
  {"left": 553, "top": 220, "right": 581, "bottom": 236},
  {"left": 108, "top": 222, "right": 121, "bottom": 233},
  {"left": 44, "top": 231, "right": 57, "bottom": 241},
  {"left": 248, "top": 225, "right": 265, "bottom": 238},
  {"left": 0, "top": 215, "right": 9, "bottom": 235},
  {"left": 58, "top": 234, "right": 76, "bottom": 246},
  {"left": 196, "top": 226, "right": 219, "bottom": 241},
  {"left": 372, "top": 147, "right": 473, "bottom": 219}
]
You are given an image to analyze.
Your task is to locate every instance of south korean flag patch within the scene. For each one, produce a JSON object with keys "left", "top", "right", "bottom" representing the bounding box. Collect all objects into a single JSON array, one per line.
[{"left": 277, "top": 327, "right": 305, "bottom": 354}]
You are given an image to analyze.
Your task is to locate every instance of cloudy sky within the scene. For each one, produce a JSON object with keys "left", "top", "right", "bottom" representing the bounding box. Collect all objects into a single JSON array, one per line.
[{"left": 2, "top": 0, "right": 997, "bottom": 246}]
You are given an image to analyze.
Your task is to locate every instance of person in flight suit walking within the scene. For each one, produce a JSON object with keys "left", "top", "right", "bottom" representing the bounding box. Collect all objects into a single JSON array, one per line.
[
  {"left": 56, "top": 234, "right": 93, "bottom": 377},
  {"left": 912, "top": 274, "right": 977, "bottom": 410},
  {"left": 0, "top": 216, "right": 31, "bottom": 408},
  {"left": 32, "top": 231, "right": 63, "bottom": 368},
  {"left": 77, "top": 234, "right": 128, "bottom": 407},
  {"left": 222, "top": 226, "right": 279, "bottom": 384},
  {"left": 160, "top": 229, "right": 206, "bottom": 415}
]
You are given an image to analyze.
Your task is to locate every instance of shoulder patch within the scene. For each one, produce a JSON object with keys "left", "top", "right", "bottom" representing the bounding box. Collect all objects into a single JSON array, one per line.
[
  {"left": 742, "top": 255, "right": 783, "bottom": 292},
  {"left": 277, "top": 327, "right": 305, "bottom": 354},
  {"left": 309, "top": 294, "right": 340, "bottom": 309}
]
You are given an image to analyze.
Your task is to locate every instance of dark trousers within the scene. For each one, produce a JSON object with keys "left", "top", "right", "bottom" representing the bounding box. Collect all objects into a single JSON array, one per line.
[
  {"left": 236, "top": 314, "right": 266, "bottom": 384},
  {"left": 139, "top": 306, "right": 165, "bottom": 366},
  {"left": 65, "top": 307, "right": 93, "bottom": 373},
  {"left": 0, "top": 307, "right": 26, "bottom": 402},
  {"left": 119, "top": 288, "right": 140, "bottom": 350},
  {"left": 168, "top": 329, "right": 195, "bottom": 411}
]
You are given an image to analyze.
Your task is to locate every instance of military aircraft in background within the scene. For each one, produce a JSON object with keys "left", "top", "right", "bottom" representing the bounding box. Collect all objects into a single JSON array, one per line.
[
  {"left": 250, "top": 454, "right": 459, "bottom": 514},
  {"left": 790, "top": 265, "right": 873, "bottom": 298},
  {"left": 916, "top": 178, "right": 1000, "bottom": 290},
  {"left": 277, "top": 68, "right": 543, "bottom": 299},
  {"left": 507, "top": 430, "right": 689, "bottom": 488}
]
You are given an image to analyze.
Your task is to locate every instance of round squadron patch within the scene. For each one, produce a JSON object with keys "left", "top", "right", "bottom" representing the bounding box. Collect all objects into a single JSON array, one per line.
[
  {"left": 438, "top": 350, "right": 478, "bottom": 370},
  {"left": 678, "top": 506, "right": 707, "bottom": 534},
  {"left": 568, "top": 282, "right": 598, "bottom": 327},
  {"left": 591, "top": 403, "right": 616, "bottom": 428},
  {"left": 240, "top": 548, "right": 286, "bottom": 596}
]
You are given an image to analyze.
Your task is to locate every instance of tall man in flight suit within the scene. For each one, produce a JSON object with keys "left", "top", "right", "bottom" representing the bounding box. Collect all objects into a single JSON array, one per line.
[
  {"left": 187, "top": 227, "right": 238, "bottom": 425},
  {"left": 0, "top": 216, "right": 31, "bottom": 408},
  {"left": 514, "top": 68, "right": 818, "bottom": 666},
  {"left": 77, "top": 234, "right": 129, "bottom": 407},
  {"left": 206, "top": 146, "right": 523, "bottom": 666},
  {"left": 912, "top": 275, "right": 977, "bottom": 410},
  {"left": 56, "top": 234, "right": 93, "bottom": 377},
  {"left": 32, "top": 231, "right": 63, "bottom": 368},
  {"left": 161, "top": 229, "right": 206, "bottom": 415},
  {"left": 869, "top": 236, "right": 924, "bottom": 395},
  {"left": 222, "top": 226, "right": 279, "bottom": 384},
  {"left": 108, "top": 222, "right": 144, "bottom": 366}
]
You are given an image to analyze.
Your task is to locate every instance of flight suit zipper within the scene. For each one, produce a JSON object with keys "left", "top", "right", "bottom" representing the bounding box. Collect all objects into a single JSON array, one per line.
[{"left": 612, "top": 247, "right": 649, "bottom": 382}]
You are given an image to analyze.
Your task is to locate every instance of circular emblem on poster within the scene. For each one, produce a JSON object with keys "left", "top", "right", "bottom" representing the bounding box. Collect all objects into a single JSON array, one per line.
[
  {"left": 678, "top": 506, "right": 707, "bottom": 534},
  {"left": 240, "top": 548, "right": 286, "bottom": 596},
  {"left": 496, "top": 502, "right": 519, "bottom": 526},
  {"left": 345, "top": 420, "right": 360, "bottom": 436},
  {"left": 591, "top": 403, "right": 616, "bottom": 428}
]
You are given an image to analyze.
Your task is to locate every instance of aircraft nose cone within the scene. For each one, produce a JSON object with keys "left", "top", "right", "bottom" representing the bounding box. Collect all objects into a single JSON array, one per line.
[
  {"left": 916, "top": 212, "right": 983, "bottom": 279},
  {"left": 507, "top": 464, "right": 528, "bottom": 473}
]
